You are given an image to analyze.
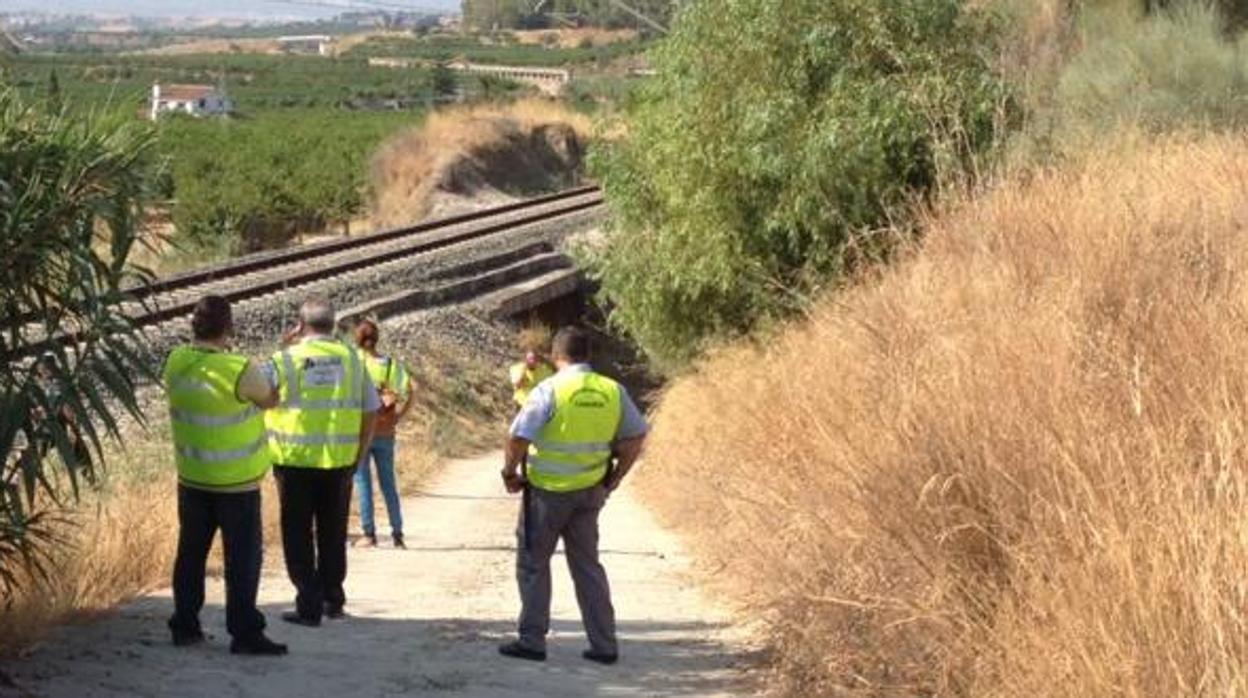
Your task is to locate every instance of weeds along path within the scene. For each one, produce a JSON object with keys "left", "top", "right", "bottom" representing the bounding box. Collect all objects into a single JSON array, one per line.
[{"left": 0, "top": 453, "right": 759, "bottom": 697}]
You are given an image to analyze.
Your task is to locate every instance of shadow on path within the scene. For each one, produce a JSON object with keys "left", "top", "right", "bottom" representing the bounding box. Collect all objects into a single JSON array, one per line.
[{"left": 1, "top": 597, "right": 763, "bottom": 698}]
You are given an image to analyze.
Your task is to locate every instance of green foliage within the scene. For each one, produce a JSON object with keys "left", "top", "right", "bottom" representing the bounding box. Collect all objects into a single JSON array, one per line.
[
  {"left": 1041, "top": 1, "right": 1248, "bottom": 151},
  {"left": 590, "top": 0, "right": 1009, "bottom": 368},
  {"left": 6, "top": 54, "right": 432, "bottom": 263},
  {"left": 160, "top": 109, "right": 417, "bottom": 259},
  {"left": 0, "top": 90, "right": 156, "bottom": 596},
  {"left": 6, "top": 53, "right": 440, "bottom": 113}
]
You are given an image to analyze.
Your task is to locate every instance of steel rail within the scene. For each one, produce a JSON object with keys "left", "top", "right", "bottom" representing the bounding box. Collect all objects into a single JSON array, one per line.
[{"left": 15, "top": 187, "right": 604, "bottom": 359}]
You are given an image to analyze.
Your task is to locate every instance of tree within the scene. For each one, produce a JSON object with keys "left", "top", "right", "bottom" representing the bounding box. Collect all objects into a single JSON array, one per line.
[
  {"left": 432, "top": 63, "right": 458, "bottom": 102},
  {"left": 590, "top": 0, "right": 1009, "bottom": 368},
  {"left": 0, "top": 89, "right": 157, "bottom": 596}
]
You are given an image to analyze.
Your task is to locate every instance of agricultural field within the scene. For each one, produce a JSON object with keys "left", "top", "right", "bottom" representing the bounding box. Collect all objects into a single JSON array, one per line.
[
  {"left": 1, "top": 51, "right": 531, "bottom": 268},
  {"left": 6, "top": 53, "right": 448, "bottom": 112}
]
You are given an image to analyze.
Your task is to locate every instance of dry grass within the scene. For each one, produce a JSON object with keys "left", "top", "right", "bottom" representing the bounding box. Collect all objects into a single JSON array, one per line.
[
  {"left": 0, "top": 417, "right": 284, "bottom": 656},
  {"left": 637, "top": 132, "right": 1248, "bottom": 696},
  {"left": 369, "top": 99, "right": 592, "bottom": 228}
]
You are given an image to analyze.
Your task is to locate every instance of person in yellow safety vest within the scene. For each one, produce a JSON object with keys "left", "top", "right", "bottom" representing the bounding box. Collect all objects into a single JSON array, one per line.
[
  {"left": 351, "top": 319, "right": 415, "bottom": 549},
  {"left": 498, "top": 326, "right": 649, "bottom": 665},
  {"left": 265, "top": 296, "right": 381, "bottom": 627},
  {"left": 163, "top": 295, "right": 288, "bottom": 656},
  {"left": 509, "top": 349, "right": 555, "bottom": 410}
]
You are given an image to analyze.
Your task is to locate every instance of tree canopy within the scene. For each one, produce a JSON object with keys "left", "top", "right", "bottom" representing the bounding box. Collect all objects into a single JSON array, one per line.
[{"left": 590, "top": 0, "right": 1009, "bottom": 368}]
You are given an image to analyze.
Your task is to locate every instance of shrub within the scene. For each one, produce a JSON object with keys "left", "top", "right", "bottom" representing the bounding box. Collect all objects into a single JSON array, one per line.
[
  {"left": 638, "top": 133, "right": 1248, "bottom": 695},
  {"left": 0, "top": 89, "right": 156, "bottom": 596},
  {"left": 160, "top": 110, "right": 415, "bottom": 259},
  {"left": 1020, "top": 0, "right": 1248, "bottom": 158},
  {"left": 590, "top": 0, "right": 1009, "bottom": 369}
]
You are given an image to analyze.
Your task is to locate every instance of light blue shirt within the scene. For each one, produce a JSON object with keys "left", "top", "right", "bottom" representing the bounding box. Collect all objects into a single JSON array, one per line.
[
  {"left": 262, "top": 335, "right": 381, "bottom": 413},
  {"left": 510, "top": 364, "right": 649, "bottom": 442}
]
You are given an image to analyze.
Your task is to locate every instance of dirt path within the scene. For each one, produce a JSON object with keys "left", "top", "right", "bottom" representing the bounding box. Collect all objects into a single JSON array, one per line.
[{"left": 1, "top": 454, "right": 760, "bottom": 697}]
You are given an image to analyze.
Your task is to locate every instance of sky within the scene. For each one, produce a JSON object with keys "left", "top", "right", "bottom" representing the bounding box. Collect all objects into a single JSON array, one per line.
[{"left": 8, "top": 0, "right": 461, "bottom": 19}]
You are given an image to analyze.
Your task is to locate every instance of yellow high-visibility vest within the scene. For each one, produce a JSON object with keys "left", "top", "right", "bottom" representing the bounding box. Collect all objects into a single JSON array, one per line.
[
  {"left": 364, "top": 353, "right": 410, "bottom": 402},
  {"left": 510, "top": 361, "right": 554, "bottom": 408},
  {"left": 527, "top": 370, "right": 622, "bottom": 493},
  {"left": 266, "top": 338, "right": 364, "bottom": 469},
  {"left": 163, "top": 345, "right": 270, "bottom": 489}
]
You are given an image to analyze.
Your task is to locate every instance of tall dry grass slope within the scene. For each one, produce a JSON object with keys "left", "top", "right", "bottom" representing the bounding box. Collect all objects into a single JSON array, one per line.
[
  {"left": 369, "top": 100, "right": 592, "bottom": 228},
  {"left": 638, "top": 134, "right": 1248, "bottom": 695}
]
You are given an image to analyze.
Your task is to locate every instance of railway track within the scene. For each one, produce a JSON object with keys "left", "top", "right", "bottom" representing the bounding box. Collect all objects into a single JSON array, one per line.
[{"left": 20, "top": 186, "right": 603, "bottom": 358}]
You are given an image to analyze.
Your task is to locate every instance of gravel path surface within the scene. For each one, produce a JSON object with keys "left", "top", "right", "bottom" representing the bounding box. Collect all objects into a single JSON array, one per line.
[{"left": 0, "top": 453, "right": 762, "bottom": 698}]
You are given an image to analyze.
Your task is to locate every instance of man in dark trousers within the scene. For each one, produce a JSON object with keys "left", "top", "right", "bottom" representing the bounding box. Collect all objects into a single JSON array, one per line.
[
  {"left": 265, "top": 296, "right": 379, "bottom": 626},
  {"left": 498, "top": 326, "right": 648, "bottom": 664},
  {"left": 164, "top": 295, "right": 287, "bottom": 655}
]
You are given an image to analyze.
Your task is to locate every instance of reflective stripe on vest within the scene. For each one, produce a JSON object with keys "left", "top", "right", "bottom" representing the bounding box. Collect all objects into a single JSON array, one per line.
[
  {"left": 527, "top": 370, "right": 622, "bottom": 493},
  {"left": 163, "top": 345, "right": 270, "bottom": 488},
  {"left": 265, "top": 338, "right": 365, "bottom": 469}
]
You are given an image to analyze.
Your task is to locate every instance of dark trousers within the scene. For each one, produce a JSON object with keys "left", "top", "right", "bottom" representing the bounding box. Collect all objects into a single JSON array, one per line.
[
  {"left": 516, "top": 484, "right": 617, "bottom": 655},
  {"left": 169, "top": 485, "right": 266, "bottom": 640},
  {"left": 274, "top": 465, "right": 354, "bottom": 620}
]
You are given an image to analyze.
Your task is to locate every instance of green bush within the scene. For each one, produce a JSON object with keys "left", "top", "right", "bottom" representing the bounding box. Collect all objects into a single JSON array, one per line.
[
  {"left": 1047, "top": 2, "right": 1248, "bottom": 149},
  {"left": 160, "top": 110, "right": 416, "bottom": 259},
  {"left": 590, "top": 0, "right": 1009, "bottom": 368},
  {"left": 0, "top": 90, "right": 156, "bottom": 594}
]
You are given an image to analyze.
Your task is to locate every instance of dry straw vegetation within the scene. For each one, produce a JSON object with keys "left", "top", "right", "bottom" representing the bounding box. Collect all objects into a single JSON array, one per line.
[
  {"left": 369, "top": 99, "right": 592, "bottom": 228},
  {"left": 631, "top": 1, "right": 1248, "bottom": 695},
  {"left": 639, "top": 132, "right": 1248, "bottom": 695}
]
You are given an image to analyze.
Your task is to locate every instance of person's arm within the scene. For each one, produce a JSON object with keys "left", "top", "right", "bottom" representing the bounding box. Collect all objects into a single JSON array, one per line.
[
  {"left": 396, "top": 375, "right": 416, "bottom": 420},
  {"left": 510, "top": 364, "right": 530, "bottom": 390},
  {"left": 237, "top": 360, "right": 280, "bottom": 410},
  {"left": 501, "top": 383, "right": 555, "bottom": 493},
  {"left": 357, "top": 374, "right": 381, "bottom": 463},
  {"left": 501, "top": 436, "right": 529, "bottom": 493},
  {"left": 605, "top": 388, "right": 650, "bottom": 492},
  {"left": 606, "top": 436, "right": 645, "bottom": 491}
]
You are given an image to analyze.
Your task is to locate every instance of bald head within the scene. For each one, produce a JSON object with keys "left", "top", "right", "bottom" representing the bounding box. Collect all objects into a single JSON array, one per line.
[{"left": 299, "top": 296, "right": 335, "bottom": 334}]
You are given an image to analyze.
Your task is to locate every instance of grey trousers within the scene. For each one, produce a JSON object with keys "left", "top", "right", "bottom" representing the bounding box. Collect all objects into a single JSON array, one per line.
[{"left": 516, "top": 484, "right": 617, "bottom": 655}]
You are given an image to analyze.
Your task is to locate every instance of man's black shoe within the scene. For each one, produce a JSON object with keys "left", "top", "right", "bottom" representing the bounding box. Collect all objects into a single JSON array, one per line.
[
  {"left": 324, "top": 604, "right": 346, "bottom": 620},
  {"left": 498, "top": 641, "right": 546, "bottom": 662},
  {"left": 170, "top": 629, "right": 205, "bottom": 647},
  {"left": 280, "top": 611, "right": 321, "bottom": 627},
  {"left": 229, "top": 634, "right": 288, "bottom": 656},
  {"left": 392, "top": 534, "right": 406, "bottom": 550},
  {"left": 582, "top": 650, "right": 619, "bottom": 665}
]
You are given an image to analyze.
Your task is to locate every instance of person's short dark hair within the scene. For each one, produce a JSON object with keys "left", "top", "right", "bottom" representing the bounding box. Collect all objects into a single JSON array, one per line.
[
  {"left": 300, "top": 296, "right": 335, "bottom": 335},
  {"left": 551, "top": 326, "right": 591, "bottom": 363},
  {"left": 191, "top": 295, "right": 232, "bottom": 341},
  {"left": 355, "top": 319, "right": 379, "bottom": 350}
]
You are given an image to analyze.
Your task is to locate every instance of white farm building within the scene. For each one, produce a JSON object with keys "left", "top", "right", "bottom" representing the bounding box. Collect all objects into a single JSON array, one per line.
[{"left": 149, "top": 83, "right": 232, "bottom": 120}]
